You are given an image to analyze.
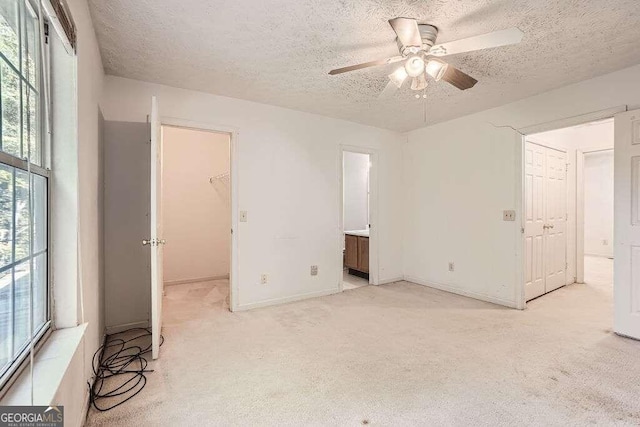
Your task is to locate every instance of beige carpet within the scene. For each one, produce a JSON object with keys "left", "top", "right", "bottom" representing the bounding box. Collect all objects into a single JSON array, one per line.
[{"left": 86, "top": 258, "right": 640, "bottom": 426}]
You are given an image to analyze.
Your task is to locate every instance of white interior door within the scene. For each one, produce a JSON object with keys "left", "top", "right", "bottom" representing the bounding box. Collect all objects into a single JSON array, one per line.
[
  {"left": 614, "top": 109, "right": 640, "bottom": 339},
  {"left": 524, "top": 142, "right": 546, "bottom": 300},
  {"left": 524, "top": 141, "right": 568, "bottom": 301},
  {"left": 545, "top": 149, "right": 567, "bottom": 292},
  {"left": 150, "top": 96, "right": 164, "bottom": 359}
]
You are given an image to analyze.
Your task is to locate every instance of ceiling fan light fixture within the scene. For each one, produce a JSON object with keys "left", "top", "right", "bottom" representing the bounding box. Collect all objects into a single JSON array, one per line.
[
  {"left": 388, "top": 67, "right": 408, "bottom": 88},
  {"left": 404, "top": 54, "right": 425, "bottom": 78},
  {"left": 329, "top": 19, "right": 524, "bottom": 98},
  {"left": 410, "top": 73, "right": 428, "bottom": 91},
  {"left": 425, "top": 58, "right": 448, "bottom": 81}
]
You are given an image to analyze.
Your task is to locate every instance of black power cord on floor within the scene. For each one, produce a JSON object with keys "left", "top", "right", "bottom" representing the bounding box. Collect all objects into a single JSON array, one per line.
[{"left": 88, "top": 328, "right": 164, "bottom": 412}]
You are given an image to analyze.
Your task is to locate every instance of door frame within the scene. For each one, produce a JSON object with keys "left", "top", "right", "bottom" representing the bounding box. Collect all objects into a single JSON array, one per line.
[
  {"left": 338, "top": 145, "right": 379, "bottom": 291},
  {"left": 160, "top": 116, "right": 240, "bottom": 312},
  {"left": 517, "top": 105, "right": 626, "bottom": 309}
]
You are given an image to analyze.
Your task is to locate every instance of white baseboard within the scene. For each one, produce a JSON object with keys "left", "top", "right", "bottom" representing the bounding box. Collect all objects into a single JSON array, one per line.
[
  {"left": 403, "top": 276, "right": 518, "bottom": 309},
  {"left": 80, "top": 388, "right": 91, "bottom": 427},
  {"left": 377, "top": 277, "right": 404, "bottom": 285},
  {"left": 105, "top": 320, "right": 149, "bottom": 334},
  {"left": 164, "top": 274, "right": 229, "bottom": 286},
  {"left": 82, "top": 332, "right": 108, "bottom": 426},
  {"left": 234, "top": 288, "right": 340, "bottom": 312}
]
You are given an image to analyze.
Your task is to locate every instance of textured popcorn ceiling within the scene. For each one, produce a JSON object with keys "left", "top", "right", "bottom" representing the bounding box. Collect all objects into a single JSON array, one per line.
[{"left": 88, "top": 0, "right": 640, "bottom": 132}]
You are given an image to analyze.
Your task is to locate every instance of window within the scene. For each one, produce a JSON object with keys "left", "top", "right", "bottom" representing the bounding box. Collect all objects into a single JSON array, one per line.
[{"left": 0, "top": 0, "right": 49, "bottom": 388}]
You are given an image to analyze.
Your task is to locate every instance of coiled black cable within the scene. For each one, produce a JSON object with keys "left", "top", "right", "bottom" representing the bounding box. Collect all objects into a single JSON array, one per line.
[{"left": 89, "top": 328, "right": 164, "bottom": 411}]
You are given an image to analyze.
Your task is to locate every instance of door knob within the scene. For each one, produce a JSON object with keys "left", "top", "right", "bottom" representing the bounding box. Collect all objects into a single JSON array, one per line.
[{"left": 142, "top": 238, "right": 165, "bottom": 246}]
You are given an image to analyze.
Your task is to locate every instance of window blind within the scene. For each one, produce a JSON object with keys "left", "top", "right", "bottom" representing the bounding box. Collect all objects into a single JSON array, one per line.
[{"left": 42, "top": 0, "right": 76, "bottom": 54}]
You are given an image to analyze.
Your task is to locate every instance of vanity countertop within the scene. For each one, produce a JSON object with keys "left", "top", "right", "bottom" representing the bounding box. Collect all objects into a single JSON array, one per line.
[{"left": 344, "top": 229, "right": 369, "bottom": 238}]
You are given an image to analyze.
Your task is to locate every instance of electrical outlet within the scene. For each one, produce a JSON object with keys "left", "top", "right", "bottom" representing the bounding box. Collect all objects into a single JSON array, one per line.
[
  {"left": 240, "top": 211, "right": 248, "bottom": 222},
  {"left": 310, "top": 265, "right": 318, "bottom": 276},
  {"left": 503, "top": 210, "right": 516, "bottom": 221},
  {"left": 260, "top": 274, "right": 268, "bottom": 284},
  {"left": 448, "top": 262, "right": 455, "bottom": 272}
]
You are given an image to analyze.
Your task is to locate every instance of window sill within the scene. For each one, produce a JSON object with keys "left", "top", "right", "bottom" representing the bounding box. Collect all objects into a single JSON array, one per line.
[{"left": 0, "top": 323, "right": 87, "bottom": 406}]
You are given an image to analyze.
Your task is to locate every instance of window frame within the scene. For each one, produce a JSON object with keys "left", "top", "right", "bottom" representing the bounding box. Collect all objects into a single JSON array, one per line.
[{"left": 0, "top": 0, "right": 52, "bottom": 393}]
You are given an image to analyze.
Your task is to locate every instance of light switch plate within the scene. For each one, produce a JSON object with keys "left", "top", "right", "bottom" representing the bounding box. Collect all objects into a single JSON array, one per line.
[
  {"left": 310, "top": 265, "right": 318, "bottom": 276},
  {"left": 240, "top": 211, "right": 248, "bottom": 222},
  {"left": 503, "top": 210, "right": 516, "bottom": 221}
]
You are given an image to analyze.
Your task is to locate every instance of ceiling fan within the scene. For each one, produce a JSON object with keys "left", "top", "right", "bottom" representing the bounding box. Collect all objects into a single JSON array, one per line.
[{"left": 329, "top": 18, "right": 523, "bottom": 96}]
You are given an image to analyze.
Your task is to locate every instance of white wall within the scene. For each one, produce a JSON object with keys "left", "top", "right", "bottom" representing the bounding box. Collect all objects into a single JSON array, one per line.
[
  {"left": 584, "top": 150, "right": 614, "bottom": 257},
  {"left": 101, "top": 75, "right": 404, "bottom": 311},
  {"left": 162, "top": 126, "right": 231, "bottom": 283},
  {"left": 403, "top": 64, "right": 640, "bottom": 308},
  {"left": 343, "top": 151, "right": 369, "bottom": 231},
  {"left": 531, "top": 120, "right": 615, "bottom": 153},
  {"left": 51, "top": 0, "right": 105, "bottom": 425},
  {"left": 72, "top": 0, "right": 105, "bottom": 419}
]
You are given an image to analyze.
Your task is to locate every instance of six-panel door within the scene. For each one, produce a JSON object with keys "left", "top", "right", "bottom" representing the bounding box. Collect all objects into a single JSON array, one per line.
[
  {"left": 524, "top": 142, "right": 546, "bottom": 300},
  {"left": 524, "top": 141, "right": 567, "bottom": 301}
]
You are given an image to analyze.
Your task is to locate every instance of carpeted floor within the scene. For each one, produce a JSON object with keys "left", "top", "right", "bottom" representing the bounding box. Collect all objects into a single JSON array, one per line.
[{"left": 86, "top": 257, "right": 640, "bottom": 426}]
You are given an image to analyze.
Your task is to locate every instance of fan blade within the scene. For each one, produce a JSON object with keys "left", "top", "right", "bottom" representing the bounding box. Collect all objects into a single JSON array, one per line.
[
  {"left": 329, "top": 56, "right": 403, "bottom": 75},
  {"left": 441, "top": 65, "right": 478, "bottom": 90},
  {"left": 430, "top": 27, "right": 523, "bottom": 57},
  {"left": 388, "top": 17, "right": 422, "bottom": 49}
]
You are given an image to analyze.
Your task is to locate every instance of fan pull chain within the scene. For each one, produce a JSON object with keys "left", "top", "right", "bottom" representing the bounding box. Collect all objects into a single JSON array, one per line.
[{"left": 422, "top": 88, "right": 428, "bottom": 123}]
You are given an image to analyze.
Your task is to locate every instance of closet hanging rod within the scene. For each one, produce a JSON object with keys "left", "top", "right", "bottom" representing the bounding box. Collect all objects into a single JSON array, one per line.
[{"left": 209, "top": 172, "right": 230, "bottom": 183}]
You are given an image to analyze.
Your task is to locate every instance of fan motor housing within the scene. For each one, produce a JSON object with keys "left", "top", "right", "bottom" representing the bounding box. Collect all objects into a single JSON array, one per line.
[
  {"left": 397, "top": 24, "right": 439, "bottom": 55},
  {"left": 418, "top": 24, "right": 439, "bottom": 48}
]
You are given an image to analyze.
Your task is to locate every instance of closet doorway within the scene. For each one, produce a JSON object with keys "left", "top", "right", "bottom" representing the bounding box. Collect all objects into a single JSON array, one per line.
[
  {"left": 161, "top": 125, "right": 232, "bottom": 317},
  {"left": 521, "top": 117, "right": 614, "bottom": 304}
]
